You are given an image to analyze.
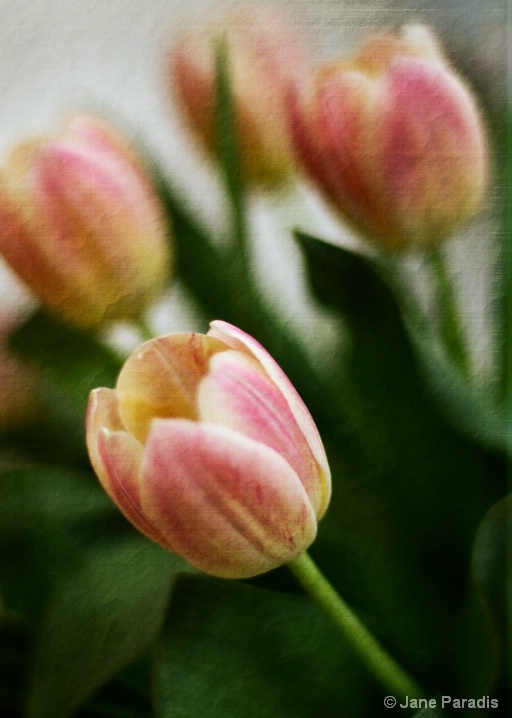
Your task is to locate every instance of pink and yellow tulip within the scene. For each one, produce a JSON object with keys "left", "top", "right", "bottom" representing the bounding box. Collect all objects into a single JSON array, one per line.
[
  {"left": 289, "top": 25, "right": 488, "bottom": 250},
  {"left": 86, "top": 321, "right": 331, "bottom": 578},
  {"left": 0, "top": 116, "right": 170, "bottom": 327},
  {"left": 169, "top": 4, "right": 307, "bottom": 186}
]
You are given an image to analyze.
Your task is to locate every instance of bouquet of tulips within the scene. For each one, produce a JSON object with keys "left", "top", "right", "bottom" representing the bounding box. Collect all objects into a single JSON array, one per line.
[{"left": 0, "top": 5, "right": 508, "bottom": 718}]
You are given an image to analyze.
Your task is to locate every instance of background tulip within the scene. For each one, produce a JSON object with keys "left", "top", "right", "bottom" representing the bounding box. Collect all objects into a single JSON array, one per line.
[
  {"left": 86, "top": 321, "right": 331, "bottom": 579},
  {"left": 289, "top": 25, "right": 488, "bottom": 251},
  {"left": 169, "top": 4, "right": 308, "bottom": 187},
  {"left": 0, "top": 115, "right": 170, "bottom": 328}
]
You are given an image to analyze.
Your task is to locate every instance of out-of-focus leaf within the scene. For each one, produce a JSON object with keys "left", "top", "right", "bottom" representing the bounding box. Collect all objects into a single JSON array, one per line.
[
  {"left": 454, "top": 495, "right": 510, "bottom": 697},
  {"left": 154, "top": 573, "right": 375, "bottom": 718},
  {"left": 26, "top": 532, "right": 179, "bottom": 718},
  {"left": 6, "top": 310, "right": 121, "bottom": 464},
  {"left": 296, "top": 230, "right": 507, "bottom": 454},
  {"left": 0, "top": 466, "right": 185, "bottom": 718},
  {"left": 75, "top": 655, "right": 152, "bottom": 718},
  {"left": 0, "top": 466, "right": 109, "bottom": 620},
  {"left": 9, "top": 309, "right": 120, "bottom": 409},
  {"left": 0, "top": 613, "right": 31, "bottom": 718},
  {"left": 471, "top": 494, "right": 509, "bottom": 650},
  {"left": 293, "top": 231, "right": 506, "bottom": 692}
]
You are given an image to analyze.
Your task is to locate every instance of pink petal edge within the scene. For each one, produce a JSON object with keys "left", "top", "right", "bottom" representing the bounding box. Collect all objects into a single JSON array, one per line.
[
  {"left": 207, "top": 321, "right": 331, "bottom": 515},
  {"left": 198, "top": 349, "right": 324, "bottom": 515}
]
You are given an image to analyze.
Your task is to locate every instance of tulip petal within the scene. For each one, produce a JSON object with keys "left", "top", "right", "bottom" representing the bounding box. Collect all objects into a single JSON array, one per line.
[
  {"left": 33, "top": 139, "right": 163, "bottom": 256},
  {"left": 289, "top": 26, "right": 487, "bottom": 250},
  {"left": 198, "top": 349, "right": 324, "bottom": 516},
  {"left": 0, "top": 116, "right": 169, "bottom": 327},
  {"left": 314, "top": 72, "right": 399, "bottom": 243},
  {"left": 116, "top": 333, "right": 229, "bottom": 443},
  {"left": 31, "top": 138, "right": 168, "bottom": 316},
  {"left": 141, "top": 419, "right": 317, "bottom": 578},
  {"left": 0, "top": 186, "right": 80, "bottom": 317},
  {"left": 377, "top": 57, "right": 487, "bottom": 244},
  {"left": 86, "top": 388, "right": 170, "bottom": 547},
  {"left": 207, "top": 321, "right": 331, "bottom": 516}
]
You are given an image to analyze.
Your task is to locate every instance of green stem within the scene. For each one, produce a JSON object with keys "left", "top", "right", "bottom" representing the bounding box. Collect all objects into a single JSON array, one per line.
[
  {"left": 214, "top": 38, "right": 251, "bottom": 277},
  {"left": 288, "top": 552, "right": 426, "bottom": 701},
  {"left": 134, "top": 318, "right": 154, "bottom": 343},
  {"left": 426, "top": 246, "right": 469, "bottom": 377}
]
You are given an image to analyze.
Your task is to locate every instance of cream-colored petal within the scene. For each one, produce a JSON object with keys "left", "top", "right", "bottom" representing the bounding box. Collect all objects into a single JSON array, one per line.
[
  {"left": 86, "top": 388, "right": 170, "bottom": 547},
  {"left": 116, "top": 332, "right": 228, "bottom": 443},
  {"left": 85, "top": 387, "right": 125, "bottom": 475}
]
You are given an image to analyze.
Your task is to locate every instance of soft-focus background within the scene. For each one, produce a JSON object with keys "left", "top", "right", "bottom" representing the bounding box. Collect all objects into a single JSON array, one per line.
[{"left": 0, "top": 0, "right": 506, "bottom": 376}]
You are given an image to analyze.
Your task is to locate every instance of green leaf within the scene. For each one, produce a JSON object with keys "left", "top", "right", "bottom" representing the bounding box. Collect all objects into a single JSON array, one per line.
[
  {"left": 0, "top": 466, "right": 185, "bottom": 718},
  {"left": 26, "top": 531, "right": 179, "bottom": 718},
  {"left": 0, "top": 613, "right": 31, "bottom": 718},
  {"left": 296, "top": 229, "right": 505, "bottom": 517},
  {"left": 471, "top": 494, "right": 509, "bottom": 642},
  {"left": 75, "top": 655, "right": 153, "bottom": 718},
  {"left": 9, "top": 309, "right": 120, "bottom": 406},
  {"left": 6, "top": 309, "right": 121, "bottom": 464},
  {"left": 296, "top": 230, "right": 507, "bottom": 454},
  {"left": 0, "top": 466, "right": 109, "bottom": 620},
  {"left": 154, "top": 574, "right": 374, "bottom": 718},
  {"left": 293, "top": 231, "right": 507, "bottom": 691},
  {"left": 454, "top": 495, "right": 510, "bottom": 696}
]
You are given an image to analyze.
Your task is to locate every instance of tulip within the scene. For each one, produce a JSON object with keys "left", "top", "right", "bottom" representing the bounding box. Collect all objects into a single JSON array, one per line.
[
  {"left": 0, "top": 116, "right": 170, "bottom": 327},
  {"left": 289, "top": 25, "right": 488, "bottom": 250},
  {"left": 86, "top": 321, "right": 331, "bottom": 578},
  {"left": 169, "top": 4, "right": 308, "bottom": 186}
]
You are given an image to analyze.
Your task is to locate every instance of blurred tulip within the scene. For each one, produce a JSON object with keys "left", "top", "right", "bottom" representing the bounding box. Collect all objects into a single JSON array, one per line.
[
  {"left": 289, "top": 25, "right": 488, "bottom": 250},
  {"left": 169, "top": 4, "right": 308, "bottom": 186},
  {"left": 87, "top": 320, "right": 331, "bottom": 578},
  {"left": 0, "top": 116, "right": 170, "bottom": 327}
]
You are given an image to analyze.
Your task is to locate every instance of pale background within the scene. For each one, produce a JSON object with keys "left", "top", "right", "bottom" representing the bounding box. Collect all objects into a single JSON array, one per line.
[{"left": 0, "top": 0, "right": 506, "bottom": 380}]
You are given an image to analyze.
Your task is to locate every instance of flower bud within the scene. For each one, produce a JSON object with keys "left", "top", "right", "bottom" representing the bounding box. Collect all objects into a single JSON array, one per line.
[
  {"left": 169, "top": 4, "right": 308, "bottom": 186},
  {"left": 0, "top": 116, "right": 170, "bottom": 327},
  {"left": 86, "top": 321, "right": 331, "bottom": 578},
  {"left": 289, "top": 25, "right": 488, "bottom": 250}
]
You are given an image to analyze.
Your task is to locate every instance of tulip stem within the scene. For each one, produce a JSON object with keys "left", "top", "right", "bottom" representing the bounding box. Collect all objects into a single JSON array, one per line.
[
  {"left": 135, "top": 318, "right": 154, "bottom": 343},
  {"left": 214, "top": 39, "right": 251, "bottom": 278},
  {"left": 426, "top": 246, "right": 469, "bottom": 377},
  {"left": 288, "top": 552, "right": 426, "bottom": 701}
]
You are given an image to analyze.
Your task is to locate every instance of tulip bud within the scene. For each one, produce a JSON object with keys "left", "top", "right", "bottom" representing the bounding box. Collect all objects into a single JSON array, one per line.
[
  {"left": 86, "top": 321, "right": 331, "bottom": 578},
  {"left": 289, "top": 25, "right": 488, "bottom": 250},
  {"left": 169, "top": 4, "right": 308, "bottom": 186},
  {"left": 0, "top": 116, "right": 170, "bottom": 327}
]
